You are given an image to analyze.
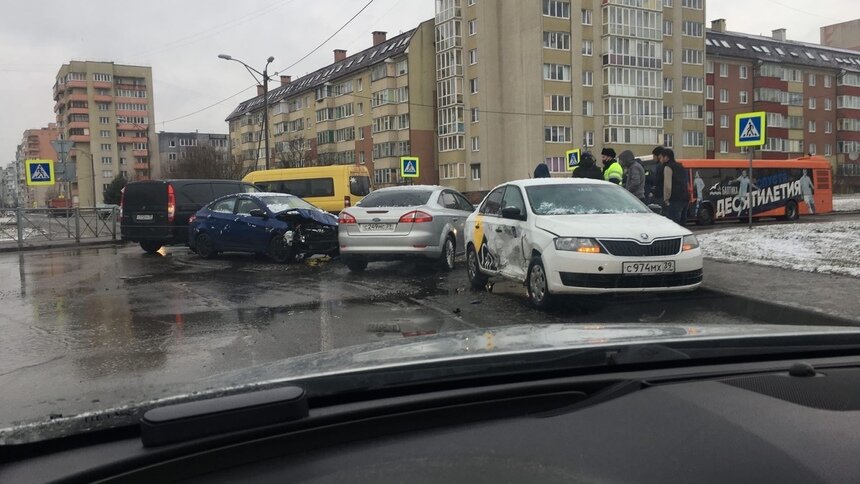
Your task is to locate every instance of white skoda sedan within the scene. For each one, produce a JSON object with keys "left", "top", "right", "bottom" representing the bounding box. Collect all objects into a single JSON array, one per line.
[{"left": 464, "top": 178, "right": 703, "bottom": 309}]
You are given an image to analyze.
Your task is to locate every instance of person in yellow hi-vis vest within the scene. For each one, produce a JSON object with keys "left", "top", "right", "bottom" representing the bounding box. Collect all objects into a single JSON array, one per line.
[{"left": 600, "top": 148, "right": 623, "bottom": 185}]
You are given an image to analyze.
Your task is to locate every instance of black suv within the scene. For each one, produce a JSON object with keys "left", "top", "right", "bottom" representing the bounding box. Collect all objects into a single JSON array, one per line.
[{"left": 121, "top": 179, "right": 259, "bottom": 253}]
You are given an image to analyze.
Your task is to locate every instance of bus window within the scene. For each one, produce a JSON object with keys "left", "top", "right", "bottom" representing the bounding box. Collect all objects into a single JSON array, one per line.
[
  {"left": 350, "top": 175, "right": 372, "bottom": 196},
  {"left": 272, "top": 178, "right": 335, "bottom": 198}
]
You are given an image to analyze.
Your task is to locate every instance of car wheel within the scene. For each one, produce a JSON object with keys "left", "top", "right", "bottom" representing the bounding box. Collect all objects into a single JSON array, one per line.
[
  {"left": 466, "top": 246, "right": 488, "bottom": 289},
  {"left": 195, "top": 234, "right": 217, "bottom": 259},
  {"left": 345, "top": 258, "right": 368, "bottom": 272},
  {"left": 696, "top": 206, "right": 714, "bottom": 226},
  {"left": 268, "top": 234, "right": 295, "bottom": 263},
  {"left": 439, "top": 236, "right": 456, "bottom": 271},
  {"left": 527, "top": 256, "right": 553, "bottom": 310},
  {"left": 139, "top": 240, "right": 162, "bottom": 253},
  {"left": 782, "top": 200, "right": 799, "bottom": 221}
]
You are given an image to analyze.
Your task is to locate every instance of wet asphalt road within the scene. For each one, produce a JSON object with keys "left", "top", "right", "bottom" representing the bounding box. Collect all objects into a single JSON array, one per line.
[{"left": 0, "top": 243, "right": 843, "bottom": 427}]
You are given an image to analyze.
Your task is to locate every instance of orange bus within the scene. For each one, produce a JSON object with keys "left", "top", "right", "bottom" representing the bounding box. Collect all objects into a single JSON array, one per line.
[{"left": 638, "top": 156, "right": 833, "bottom": 225}]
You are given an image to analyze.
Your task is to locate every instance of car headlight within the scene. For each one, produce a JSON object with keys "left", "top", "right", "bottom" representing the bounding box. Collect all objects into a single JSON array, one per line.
[
  {"left": 682, "top": 235, "right": 699, "bottom": 251},
  {"left": 554, "top": 237, "right": 602, "bottom": 253}
]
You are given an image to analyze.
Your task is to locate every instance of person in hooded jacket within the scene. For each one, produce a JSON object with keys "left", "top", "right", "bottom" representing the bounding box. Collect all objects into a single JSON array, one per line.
[
  {"left": 571, "top": 152, "right": 603, "bottom": 180},
  {"left": 533, "top": 162, "right": 551, "bottom": 178},
  {"left": 619, "top": 150, "right": 645, "bottom": 202},
  {"left": 600, "top": 148, "right": 623, "bottom": 185}
]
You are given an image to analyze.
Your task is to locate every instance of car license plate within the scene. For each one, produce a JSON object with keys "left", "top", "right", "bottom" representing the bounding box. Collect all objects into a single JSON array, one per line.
[
  {"left": 135, "top": 214, "right": 154, "bottom": 221},
  {"left": 360, "top": 223, "right": 395, "bottom": 232},
  {"left": 622, "top": 261, "right": 675, "bottom": 275}
]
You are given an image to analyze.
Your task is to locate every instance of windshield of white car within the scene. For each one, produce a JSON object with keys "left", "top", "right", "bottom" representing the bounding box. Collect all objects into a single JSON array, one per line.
[
  {"left": 526, "top": 184, "right": 650, "bottom": 215},
  {"left": 357, "top": 190, "right": 434, "bottom": 207},
  {"left": 255, "top": 195, "right": 318, "bottom": 213}
]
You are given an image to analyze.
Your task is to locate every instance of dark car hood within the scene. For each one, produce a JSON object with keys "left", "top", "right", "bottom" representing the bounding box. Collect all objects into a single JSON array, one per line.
[
  {"left": 276, "top": 208, "right": 338, "bottom": 226},
  {"left": 4, "top": 323, "right": 860, "bottom": 445}
]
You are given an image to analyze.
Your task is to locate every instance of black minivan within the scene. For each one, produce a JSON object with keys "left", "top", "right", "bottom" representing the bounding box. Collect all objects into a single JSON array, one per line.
[{"left": 121, "top": 179, "right": 259, "bottom": 253}]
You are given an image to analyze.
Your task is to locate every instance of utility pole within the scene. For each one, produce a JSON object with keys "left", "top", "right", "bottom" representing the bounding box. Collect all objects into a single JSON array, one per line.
[{"left": 218, "top": 54, "right": 275, "bottom": 171}]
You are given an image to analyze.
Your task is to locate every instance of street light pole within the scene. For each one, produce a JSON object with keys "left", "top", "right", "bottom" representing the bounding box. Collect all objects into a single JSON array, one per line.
[{"left": 218, "top": 54, "right": 275, "bottom": 170}]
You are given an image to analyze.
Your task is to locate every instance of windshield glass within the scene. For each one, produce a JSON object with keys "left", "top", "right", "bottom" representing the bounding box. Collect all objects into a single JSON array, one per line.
[
  {"left": 357, "top": 190, "right": 434, "bottom": 207},
  {"left": 257, "top": 194, "right": 318, "bottom": 212},
  {"left": 526, "top": 184, "right": 649, "bottom": 215},
  {"left": 1, "top": 0, "right": 857, "bottom": 447}
]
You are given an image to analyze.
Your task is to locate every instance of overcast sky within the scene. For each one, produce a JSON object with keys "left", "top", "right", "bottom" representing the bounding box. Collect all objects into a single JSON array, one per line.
[{"left": 1, "top": 0, "right": 856, "bottom": 164}]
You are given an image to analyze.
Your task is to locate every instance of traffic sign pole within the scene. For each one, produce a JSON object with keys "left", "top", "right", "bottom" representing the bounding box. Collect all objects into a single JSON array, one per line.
[
  {"left": 748, "top": 148, "right": 754, "bottom": 229},
  {"left": 735, "top": 112, "right": 766, "bottom": 230}
]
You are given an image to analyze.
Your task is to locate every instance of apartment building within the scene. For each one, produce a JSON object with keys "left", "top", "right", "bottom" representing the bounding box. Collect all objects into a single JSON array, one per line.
[
  {"left": 226, "top": 22, "right": 437, "bottom": 187},
  {"left": 53, "top": 61, "right": 159, "bottom": 207},
  {"left": 1, "top": 164, "right": 17, "bottom": 208},
  {"left": 821, "top": 19, "right": 860, "bottom": 52},
  {"left": 158, "top": 132, "right": 230, "bottom": 176},
  {"left": 434, "top": 0, "right": 706, "bottom": 197},
  {"left": 14, "top": 124, "right": 60, "bottom": 207},
  {"left": 705, "top": 20, "right": 860, "bottom": 192}
]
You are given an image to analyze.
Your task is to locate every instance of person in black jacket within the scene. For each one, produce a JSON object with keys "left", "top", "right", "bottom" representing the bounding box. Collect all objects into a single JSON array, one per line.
[
  {"left": 659, "top": 148, "right": 690, "bottom": 225},
  {"left": 571, "top": 152, "right": 603, "bottom": 180},
  {"left": 533, "top": 162, "right": 551, "bottom": 178}
]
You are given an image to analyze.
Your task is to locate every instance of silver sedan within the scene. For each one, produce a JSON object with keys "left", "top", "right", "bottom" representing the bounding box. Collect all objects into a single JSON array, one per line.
[{"left": 337, "top": 185, "right": 475, "bottom": 272}]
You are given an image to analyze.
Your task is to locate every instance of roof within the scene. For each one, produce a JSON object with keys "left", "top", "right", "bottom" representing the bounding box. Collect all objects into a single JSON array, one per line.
[
  {"left": 706, "top": 29, "right": 860, "bottom": 73},
  {"left": 226, "top": 28, "right": 418, "bottom": 121},
  {"left": 508, "top": 178, "right": 615, "bottom": 188}
]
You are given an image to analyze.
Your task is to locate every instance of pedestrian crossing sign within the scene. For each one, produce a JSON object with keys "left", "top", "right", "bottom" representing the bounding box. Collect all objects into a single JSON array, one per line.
[
  {"left": 565, "top": 149, "right": 581, "bottom": 171},
  {"left": 25, "top": 159, "right": 55, "bottom": 186},
  {"left": 735, "top": 111, "right": 766, "bottom": 147},
  {"left": 400, "top": 156, "right": 419, "bottom": 178}
]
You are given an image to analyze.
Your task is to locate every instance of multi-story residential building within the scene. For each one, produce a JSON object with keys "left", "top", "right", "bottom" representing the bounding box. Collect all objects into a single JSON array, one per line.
[
  {"left": 821, "top": 19, "right": 860, "bottom": 52},
  {"left": 706, "top": 19, "right": 860, "bottom": 192},
  {"left": 1, "top": 164, "right": 18, "bottom": 208},
  {"left": 434, "top": 0, "right": 706, "bottom": 197},
  {"left": 158, "top": 132, "right": 230, "bottom": 176},
  {"left": 226, "top": 23, "right": 437, "bottom": 187},
  {"left": 53, "top": 61, "right": 159, "bottom": 207}
]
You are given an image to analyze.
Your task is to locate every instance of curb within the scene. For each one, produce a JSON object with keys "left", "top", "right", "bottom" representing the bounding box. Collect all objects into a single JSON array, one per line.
[{"left": 0, "top": 239, "right": 128, "bottom": 254}]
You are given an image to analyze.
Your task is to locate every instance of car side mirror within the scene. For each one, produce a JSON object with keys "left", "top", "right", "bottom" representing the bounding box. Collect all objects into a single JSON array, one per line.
[
  {"left": 248, "top": 208, "right": 267, "bottom": 219},
  {"left": 501, "top": 206, "right": 524, "bottom": 220},
  {"left": 648, "top": 204, "right": 663, "bottom": 215}
]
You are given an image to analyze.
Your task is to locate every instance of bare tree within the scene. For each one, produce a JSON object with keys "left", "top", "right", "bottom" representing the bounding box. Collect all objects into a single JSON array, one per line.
[
  {"left": 275, "top": 136, "right": 313, "bottom": 168},
  {"left": 171, "top": 145, "right": 253, "bottom": 180}
]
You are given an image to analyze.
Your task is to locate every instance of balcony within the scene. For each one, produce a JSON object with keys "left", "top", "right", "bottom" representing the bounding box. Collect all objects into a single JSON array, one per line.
[
  {"left": 134, "top": 162, "right": 150, "bottom": 170},
  {"left": 116, "top": 123, "right": 147, "bottom": 131},
  {"left": 132, "top": 149, "right": 149, "bottom": 157},
  {"left": 117, "top": 136, "right": 147, "bottom": 144},
  {"left": 93, "top": 94, "right": 113, "bottom": 103},
  {"left": 69, "top": 107, "right": 89, "bottom": 115},
  {"left": 68, "top": 121, "right": 90, "bottom": 129},
  {"left": 116, "top": 83, "right": 146, "bottom": 90},
  {"left": 92, "top": 80, "right": 113, "bottom": 90},
  {"left": 69, "top": 135, "right": 90, "bottom": 143},
  {"left": 67, "top": 80, "right": 87, "bottom": 89},
  {"left": 67, "top": 93, "right": 88, "bottom": 102}
]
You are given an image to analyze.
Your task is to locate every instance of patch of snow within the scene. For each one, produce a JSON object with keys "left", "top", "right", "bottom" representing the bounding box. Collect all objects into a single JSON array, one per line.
[
  {"left": 697, "top": 221, "right": 860, "bottom": 278},
  {"left": 833, "top": 194, "right": 860, "bottom": 212}
]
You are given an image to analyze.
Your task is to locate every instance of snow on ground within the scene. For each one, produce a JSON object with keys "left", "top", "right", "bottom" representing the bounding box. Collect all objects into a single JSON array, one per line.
[
  {"left": 698, "top": 221, "right": 860, "bottom": 278},
  {"left": 833, "top": 194, "right": 860, "bottom": 212}
]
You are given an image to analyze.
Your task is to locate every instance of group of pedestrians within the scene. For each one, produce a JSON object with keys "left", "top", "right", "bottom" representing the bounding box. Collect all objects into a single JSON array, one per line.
[{"left": 533, "top": 146, "right": 691, "bottom": 225}]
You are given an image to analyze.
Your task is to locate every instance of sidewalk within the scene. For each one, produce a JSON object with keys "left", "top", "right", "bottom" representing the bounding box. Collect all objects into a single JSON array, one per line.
[{"left": 702, "top": 258, "right": 860, "bottom": 326}]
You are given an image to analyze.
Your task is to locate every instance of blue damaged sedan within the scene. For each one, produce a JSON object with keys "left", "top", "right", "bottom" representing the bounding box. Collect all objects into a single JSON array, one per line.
[{"left": 188, "top": 192, "right": 339, "bottom": 263}]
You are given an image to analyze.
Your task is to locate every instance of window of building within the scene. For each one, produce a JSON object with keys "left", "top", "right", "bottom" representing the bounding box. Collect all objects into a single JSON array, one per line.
[
  {"left": 663, "top": 49, "right": 673, "bottom": 64},
  {"left": 468, "top": 0, "right": 475, "bottom": 5},
  {"left": 719, "top": 88, "right": 728, "bottom": 103},
  {"left": 682, "top": 0, "right": 703, "bottom": 8},
  {"left": 545, "top": 95, "right": 571, "bottom": 112},
  {"left": 706, "top": 59, "right": 714, "bottom": 74},
  {"left": 825, "top": 98, "right": 832, "bottom": 111},
  {"left": 543, "top": 31, "right": 570, "bottom": 50},
  {"left": 720, "top": 114, "right": 729, "bottom": 128},
  {"left": 471, "top": 163, "right": 481, "bottom": 180},
  {"left": 581, "top": 9, "right": 592, "bottom": 25},
  {"left": 582, "top": 100, "right": 594, "bottom": 116},
  {"left": 683, "top": 104, "right": 703, "bottom": 120},
  {"left": 824, "top": 75, "right": 832, "bottom": 88},
  {"left": 682, "top": 48, "right": 703, "bottom": 65},
  {"left": 93, "top": 73, "right": 112, "bottom": 82},
  {"left": 664, "top": 133, "right": 673, "bottom": 148},
  {"left": 469, "top": 78, "right": 478, "bottom": 93},
  {"left": 682, "top": 76, "right": 703, "bottom": 92},
  {"left": 468, "top": 19, "right": 477, "bottom": 35},
  {"left": 396, "top": 59, "right": 408, "bottom": 76},
  {"left": 582, "top": 70, "right": 593, "bottom": 86},
  {"left": 543, "top": 63, "right": 571, "bottom": 81},
  {"left": 664, "top": 0, "right": 673, "bottom": 6},
  {"left": 471, "top": 136, "right": 480, "bottom": 151},
  {"left": 740, "top": 91, "right": 748, "bottom": 104},
  {"left": 663, "top": 20, "right": 673, "bottom": 36},
  {"left": 168, "top": 153, "right": 177, "bottom": 161},
  {"left": 706, "top": 111, "right": 714, "bottom": 125},
  {"left": 826, "top": 121, "right": 832, "bottom": 133},
  {"left": 682, "top": 21, "right": 703, "bottom": 37},
  {"left": 663, "top": 105, "right": 673, "bottom": 120},
  {"left": 471, "top": 107, "right": 480, "bottom": 122},
  {"left": 582, "top": 40, "right": 593, "bottom": 56},
  {"left": 720, "top": 139, "right": 728, "bottom": 153},
  {"left": 809, "top": 97, "right": 816, "bottom": 109},
  {"left": 809, "top": 120, "right": 816, "bottom": 132},
  {"left": 542, "top": 0, "right": 570, "bottom": 19},
  {"left": 664, "top": 77, "right": 673, "bottom": 92},
  {"left": 100, "top": 130, "right": 110, "bottom": 138},
  {"left": 544, "top": 126, "right": 572, "bottom": 143},
  {"left": 100, "top": 143, "right": 111, "bottom": 151},
  {"left": 706, "top": 85, "right": 714, "bottom": 100},
  {"left": 739, "top": 65, "right": 748, "bottom": 79},
  {"left": 719, "top": 63, "right": 728, "bottom": 77},
  {"left": 469, "top": 48, "right": 478, "bottom": 64},
  {"left": 583, "top": 131, "right": 594, "bottom": 147},
  {"left": 683, "top": 131, "right": 704, "bottom": 147}
]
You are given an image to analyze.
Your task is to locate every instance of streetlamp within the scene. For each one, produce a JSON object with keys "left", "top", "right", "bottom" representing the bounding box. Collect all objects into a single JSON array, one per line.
[{"left": 218, "top": 54, "right": 275, "bottom": 170}]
